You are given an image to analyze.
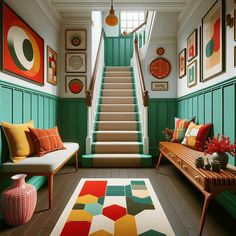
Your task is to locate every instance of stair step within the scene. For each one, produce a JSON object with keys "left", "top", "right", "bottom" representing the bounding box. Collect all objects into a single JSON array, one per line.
[
  {"left": 102, "top": 89, "right": 134, "bottom": 97},
  {"left": 94, "top": 131, "right": 141, "bottom": 142},
  {"left": 97, "top": 112, "right": 138, "bottom": 121},
  {"left": 95, "top": 121, "right": 140, "bottom": 131},
  {"left": 103, "top": 83, "right": 134, "bottom": 89},
  {"left": 92, "top": 142, "right": 143, "bottom": 154},
  {"left": 106, "top": 66, "right": 131, "bottom": 72},
  {"left": 99, "top": 104, "right": 136, "bottom": 112},
  {"left": 105, "top": 71, "right": 132, "bottom": 77},
  {"left": 82, "top": 154, "right": 152, "bottom": 167},
  {"left": 101, "top": 97, "right": 135, "bottom": 104},
  {"left": 103, "top": 77, "right": 132, "bottom": 83}
]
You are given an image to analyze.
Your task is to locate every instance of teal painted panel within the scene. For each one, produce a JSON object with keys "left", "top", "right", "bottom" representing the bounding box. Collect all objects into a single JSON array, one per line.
[
  {"left": 125, "top": 39, "right": 131, "bottom": 66},
  {"left": 13, "top": 90, "right": 23, "bottom": 123},
  {"left": 1, "top": 87, "right": 13, "bottom": 122},
  {"left": 113, "top": 38, "right": 119, "bottom": 66},
  {"left": 198, "top": 94, "right": 204, "bottom": 124},
  {"left": 119, "top": 38, "right": 125, "bottom": 66},
  {"left": 23, "top": 92, "right": 31, "bottom": 122},
  {"left": 44, "top": 97, "right": 50, "bottom": 128},
  {"left": 184, "top": 99, "right": 188, "bottom": 118},
  {"left": 32, "top": 94, "right": 38, "bottom": 127},
  {"left": 188, "top": 97, "right": 193, "bottom": 119},
  {"left": 148, "top": 101, "right": 157, "bottom": 147},
  {"left": 204, "top": 92, "right": 212, "bottom": 123},
  {"left": 223, "top": 85, "right": 235, "bottom": 166},
  {"left": 38, "top": 96, "right": 44, "bottom": 128},
  {"left": 212, "top": 89, "right": 222, "bottom": 134},
  {"left": 192, "top": 96, "right": 198, "bottom": 122},
  {"left": 50, "top": 99, "right": 57, "bottom": 127},
  {"left": 105, "top": 38, "right": 113, "bottom": 66},
  {"left": 168, "top": 101, "right": 177, "bottom": 128}
]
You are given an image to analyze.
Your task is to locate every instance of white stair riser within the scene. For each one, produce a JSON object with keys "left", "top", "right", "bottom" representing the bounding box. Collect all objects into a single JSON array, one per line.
[
  {"left": 106, "top": 67, "right": 131, "bottom": 72},
  {"left": 102, "top": 90, "right": 134, "bottom": 96},
  {"left": 94, "top": 144, "right": 141, "bottom": 153},
  {"left": 98, "top": 113, "right": 137, "bottom": 121},
  {"left": 103, "top": 83, "right": 133, "bottom": 89},
  {"left": 101, "top": 97, "right": 135, "bottom": 104},
  {"left": 104, "top": 78, "right": 132, "bottom": 83},
  {"left": 105, "top": 72, "right": 132, "bottom": 77},
  {"left": 95, "top": 133, "right": 139, "bottom": 142},
  {"left": 100, "top": 105, "right": 135, "bottom": 112},
  {"left": 97, "top": 122, "right": 138, "bottom": 131}
]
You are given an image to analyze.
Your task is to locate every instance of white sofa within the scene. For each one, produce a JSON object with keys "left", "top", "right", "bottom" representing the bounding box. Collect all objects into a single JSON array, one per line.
[{"left": 0, "top": 142, "right": 79, "bottom": 209}]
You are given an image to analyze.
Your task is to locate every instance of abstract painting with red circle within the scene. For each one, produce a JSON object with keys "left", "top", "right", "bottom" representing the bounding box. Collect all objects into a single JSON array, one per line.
[
  {"left": 2, "top": 3, "right": 44, "bottom": 85},
  {"left": 202, "top": 0, "right": 225, "bottom": 82},
  {"left": 65, "top": 76, "right": 86, "bottom": 97}
]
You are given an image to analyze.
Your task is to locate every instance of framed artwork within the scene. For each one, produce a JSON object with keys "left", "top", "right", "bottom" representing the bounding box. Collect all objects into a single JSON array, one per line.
[
  {"left": 65, "top": 76, "right": 86, "bottom": 97},
  {"left": 201, "top": 0, "right": 225, "bottom": 82},
  {"left": 179, "top": 48, "right": 186, "bottom": 78},
  {"left": 151, "top": 82, "right": 168, "bottom": 91},
  {"left": 1, "top": 2, "right": 44, "bottom": 85},
  {"left": 187, "top": 29, "right": 198, "bottom": 62},
  {"left": 187, "top": 60, "right": 197, "bottom": 87},
  {"left": 65, "top": 53, "right": 86, "bottom": 73},
  {"left": 47, "top": 46, "right": 57, "bottom": 85},
  {"left": 65, "top": 29, "right": 87, "bottom": 50},
  {"left": 234, "top": 9, "right": 236, "bottom": 41}
]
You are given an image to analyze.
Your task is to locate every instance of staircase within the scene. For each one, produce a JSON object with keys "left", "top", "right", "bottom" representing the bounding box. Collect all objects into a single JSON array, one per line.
[{"left": 82, "top": 66, "right": 152, "bottom": 167}]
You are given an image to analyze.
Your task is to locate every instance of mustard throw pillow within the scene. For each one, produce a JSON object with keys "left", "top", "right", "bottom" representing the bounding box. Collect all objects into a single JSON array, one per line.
[{"left": 1, "top": 120, "right": 35, "bottom": 163}]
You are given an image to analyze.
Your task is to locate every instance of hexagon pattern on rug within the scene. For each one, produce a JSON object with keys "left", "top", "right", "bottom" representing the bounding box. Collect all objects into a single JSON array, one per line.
[{"left": 102, "top": 204, "right": 127, "bottom": 221}]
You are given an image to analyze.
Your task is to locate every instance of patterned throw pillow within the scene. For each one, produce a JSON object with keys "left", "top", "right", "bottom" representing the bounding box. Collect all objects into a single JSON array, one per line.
[
  {"left": 29, "top": 126, "right": 65, "bottom": 156},
  {"left": 1, "top": 120, "right": 35, "bottom": 163},
  {"left": 172, "top": 118, "right": 193, "bottom": 143},
  {"left": 181, "top": 122, "right": 212, "bottom": 151}
]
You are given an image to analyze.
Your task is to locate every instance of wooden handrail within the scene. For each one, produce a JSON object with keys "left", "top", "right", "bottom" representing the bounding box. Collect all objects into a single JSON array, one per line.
[
  {"left": 86, "top": 28, "right": 104, "bottom": 107},
  {"left": 134, "top": 38, "right": 149, "bottom": 107},
  {"left": 130, "top": 12, "right": 148, "bottom": 35}
]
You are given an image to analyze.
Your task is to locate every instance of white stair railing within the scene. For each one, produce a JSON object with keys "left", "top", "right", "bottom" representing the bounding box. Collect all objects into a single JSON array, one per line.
[{"left": 86, "top": 29, "right": 105, "bottom": 154}]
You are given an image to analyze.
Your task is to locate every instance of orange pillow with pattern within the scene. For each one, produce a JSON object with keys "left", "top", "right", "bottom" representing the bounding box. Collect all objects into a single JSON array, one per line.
[
  {"left": 181, "top": 122, "right": 212, "bottom": 151},
  {"left": 29, "top": 126, "right": 65, "bottom": 156}
]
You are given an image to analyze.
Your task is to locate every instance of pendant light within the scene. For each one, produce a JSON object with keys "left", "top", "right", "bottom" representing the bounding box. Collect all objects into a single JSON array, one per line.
[{"left": 105, "top": 0, "right": 118, "bottom": 26}]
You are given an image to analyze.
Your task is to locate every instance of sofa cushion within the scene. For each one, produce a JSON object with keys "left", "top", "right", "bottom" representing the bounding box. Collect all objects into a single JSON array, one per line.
[
  {"left": 29, "top": 126, "right": 65, "bottom": 156},
  {"left": 1, "top": 120, "right": 35, "bottom": 163},
  {"left": 0, "top": 142, "right": 79, "bottom": 173}
]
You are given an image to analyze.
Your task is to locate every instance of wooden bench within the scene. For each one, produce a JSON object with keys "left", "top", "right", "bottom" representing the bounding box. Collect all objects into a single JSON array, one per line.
[
  {"left": 156, "top": 141, "right": 236, "bottom": 236},
  {"left": 0, "top": 142, "right": 79, "bottom": 209}
]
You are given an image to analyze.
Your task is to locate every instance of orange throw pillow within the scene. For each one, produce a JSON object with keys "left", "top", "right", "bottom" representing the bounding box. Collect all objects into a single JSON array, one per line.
[{"left": 29, "top": 127, "right": 65, "bottom": 156}]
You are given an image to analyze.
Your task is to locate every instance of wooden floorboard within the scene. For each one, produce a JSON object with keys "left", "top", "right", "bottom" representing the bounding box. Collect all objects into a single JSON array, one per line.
[{"left": 0, "top": 164, "right": 235, "bottom": 236}]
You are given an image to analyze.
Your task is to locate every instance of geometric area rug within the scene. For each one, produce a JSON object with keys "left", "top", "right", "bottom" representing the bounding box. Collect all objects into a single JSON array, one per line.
[{"left": 50, "top": 178, "right": 175, "bottom": 236}]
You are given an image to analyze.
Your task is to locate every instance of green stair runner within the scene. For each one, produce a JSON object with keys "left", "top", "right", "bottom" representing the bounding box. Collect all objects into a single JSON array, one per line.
[{"left": 82, "top": 66, "right": 152, "bottom": 167}]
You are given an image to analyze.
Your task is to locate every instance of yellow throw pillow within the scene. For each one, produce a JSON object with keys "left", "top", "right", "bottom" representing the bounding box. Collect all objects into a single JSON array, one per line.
[{"left": 1, "top": 120, "right": 35, "bottom": 163}]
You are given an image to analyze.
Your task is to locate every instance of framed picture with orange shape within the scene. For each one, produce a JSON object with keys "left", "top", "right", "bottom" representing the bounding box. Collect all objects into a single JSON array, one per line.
[
  {"left": 0, "top": 1, "right": 44, "bottom": 85},
  {"left": 179, "top": 48, "right": 186, "bottom": 78},
  {"left": 47, "top": 46, "right": 58, "bottom": 85},
  {"left": 65, "top": 75, "right": 86, "bottom": 97},
  {"left": 187, "top": 29, "right": 198, "bottom": 62},
  {"left": 201, "top": 0, "right": 225, "bottom": 82}
]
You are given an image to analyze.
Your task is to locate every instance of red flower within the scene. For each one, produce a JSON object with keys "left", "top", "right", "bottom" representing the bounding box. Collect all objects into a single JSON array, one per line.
[{"left": 205, "top": 134, "right": 236, "bottom": 156}]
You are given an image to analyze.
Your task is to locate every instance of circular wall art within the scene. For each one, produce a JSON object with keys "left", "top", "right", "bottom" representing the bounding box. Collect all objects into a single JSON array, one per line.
[
  {"left": 149, "top": 58, "right": 171, "bottom": 79},
  {"left": 71, "top": 37, "right": 80, "bottom": 46},
  {"left": 68, "top": 79, "right": 83, "bottom": 94},
  {"left": 156, "top": 47, "right": 165, "bottom": 56}
]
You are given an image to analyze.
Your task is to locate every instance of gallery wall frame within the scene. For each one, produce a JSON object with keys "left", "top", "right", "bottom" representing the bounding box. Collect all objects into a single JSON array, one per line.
[
  {"left": 201, "top": 0, "right": 225, "bottom": 82},
  {"left": 65, "top": 75, "right": 86, "bottom": 97},
  {"left": 65, "top": 53, "right": 86, "bottom": 73},
  {"left": 179, "top": 48, "right": 186, "bottom": 78},
  {"left": 187, "top": 29, "right": 198, "bottom": 62},
  {"left": 151, "top": 81, "right": 168, "bottom": 91},
  {"left": 47, "top": 46, "right": 58, "bottom": 85},
  {"left": 187, "top": 60, "right": 197, "bottom": 88},
  {"left": 65, "top": 29, "right": 87, "bottom": 50},
  {"left": 0, "top": 1, "right": 44, "bottom": 85}
]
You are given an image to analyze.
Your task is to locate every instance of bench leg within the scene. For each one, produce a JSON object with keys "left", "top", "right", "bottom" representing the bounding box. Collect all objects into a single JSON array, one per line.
[
  {"left": 156, "top": 152, "right": 164, "bottom": 172},
  {"left": 199, "top": 193, "right": 212, "bottom": 236},
  {"left": 48, "top": 175, "right": 54, "bottom": 209},
  {"left": 75, "top": 152, "right": 78, "bottom": 172}
]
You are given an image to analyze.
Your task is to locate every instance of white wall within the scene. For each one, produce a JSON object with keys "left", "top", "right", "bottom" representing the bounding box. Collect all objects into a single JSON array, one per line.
[
  {"left": 60, "top": 22, "right": 92, "bottom": 98},
  {"left": 177, "top": 0, "right": 236, "bottom": 97},
  {"left": 102, "top": 11, "right": 120, "bottom": 37},
  {"left": 143, "top": 12, "right": 179, "bottom": 98},
  {"left": 91, "top": 12, "right": 103, "bottom": 72},
  {"left": 0, "top": 0, "right": 60, "bottom": 96}
]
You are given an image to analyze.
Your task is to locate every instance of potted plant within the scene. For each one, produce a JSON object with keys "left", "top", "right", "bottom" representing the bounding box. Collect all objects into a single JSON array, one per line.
[{"left": 205, "top": 134, "right": 236, "bottom": 169}]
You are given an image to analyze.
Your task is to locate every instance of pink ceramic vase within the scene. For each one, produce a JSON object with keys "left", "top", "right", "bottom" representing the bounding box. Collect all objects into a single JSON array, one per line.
[{"left": 0, "top": 174, "right": 37, "bottom": 225}]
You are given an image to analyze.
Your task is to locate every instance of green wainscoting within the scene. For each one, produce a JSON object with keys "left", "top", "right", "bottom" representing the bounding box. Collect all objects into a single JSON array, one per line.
[
  {"left": 177, "top": 76, "right": 236, "bottom": 219},
  {"left": 58, "top": 98, "right": 87, "bottom": 162},
  {"left": 104, "top": 35, "right": 133, "bottom": 66},
  {"left": 149, "top": 99, "right": 177, "bottom": 157}
]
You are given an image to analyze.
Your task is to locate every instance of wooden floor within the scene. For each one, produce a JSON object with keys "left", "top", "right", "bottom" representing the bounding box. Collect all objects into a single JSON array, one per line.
[{"left": 0, "top": 163, "right": 235, "bottom": 236}]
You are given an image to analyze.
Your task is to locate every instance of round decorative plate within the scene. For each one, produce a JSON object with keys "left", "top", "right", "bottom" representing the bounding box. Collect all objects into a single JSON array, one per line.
[
  {"left": 149, "top": 58, "right": 171, "bottom": 79},
  {"left": 156, "top": 47, "right": 165, "bottom": 55}
]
